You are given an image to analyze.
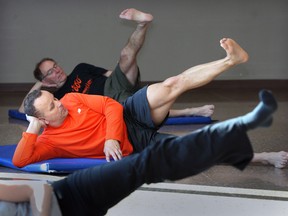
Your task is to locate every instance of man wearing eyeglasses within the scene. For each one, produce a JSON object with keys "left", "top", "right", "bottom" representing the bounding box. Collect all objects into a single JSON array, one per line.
[
  {"left": 18, "top": 8, "right": 215, "bottom": 118},
  {"left": 18, "top": 8, "right": 151, "bottom": 110}
]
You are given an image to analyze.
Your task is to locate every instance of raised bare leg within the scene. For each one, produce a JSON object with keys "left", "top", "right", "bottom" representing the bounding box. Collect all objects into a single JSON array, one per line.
[
  {"left": 252, "top": 151, "right": 288, "bottom": 168},
  {"left": 147, "top": 38, "right": 249, "bottom": 125},
  {"left": 118, "top": 8, "right": 153, "bottom": 85}
]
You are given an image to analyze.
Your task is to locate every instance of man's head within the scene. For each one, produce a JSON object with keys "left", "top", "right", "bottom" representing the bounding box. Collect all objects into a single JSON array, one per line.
[
  {"left": 24, "top": 89, "right": 68, "bottom": 127},
  {"left": 34, "top": 58, "right": 67, "bottom": 88}
]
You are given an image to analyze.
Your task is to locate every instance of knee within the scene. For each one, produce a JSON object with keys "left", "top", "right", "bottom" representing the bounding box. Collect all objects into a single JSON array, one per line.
[
  {"left": 120, "top": 46, "right": 135, "bottom": 62},
  {"left": 120, "top": 48, "right": 129, "bottom": 62},
  {"left": 163, "top": 75, "right": 183, "bottom": 89}
]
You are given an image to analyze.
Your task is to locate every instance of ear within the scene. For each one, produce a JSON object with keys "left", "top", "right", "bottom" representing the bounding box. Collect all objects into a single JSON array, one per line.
[
  {"left": 44, "top": 119, "right": 49, "bottom": 125},
  {"left": 38, "top": 117, "right": 49, "bottom": 126}
]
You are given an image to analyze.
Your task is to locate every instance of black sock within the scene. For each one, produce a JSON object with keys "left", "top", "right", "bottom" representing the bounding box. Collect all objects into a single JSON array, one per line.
[{"left": 241, "top": 90, "right": 277, "bottom": 130}]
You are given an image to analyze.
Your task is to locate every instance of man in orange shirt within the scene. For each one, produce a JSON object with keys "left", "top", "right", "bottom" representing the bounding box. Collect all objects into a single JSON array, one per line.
[
  {"left": 2, "top": 84, "right": 278, "bottom": 216},
  {"left": 13, "top": 38, "right": 277, "bottom": 169}
]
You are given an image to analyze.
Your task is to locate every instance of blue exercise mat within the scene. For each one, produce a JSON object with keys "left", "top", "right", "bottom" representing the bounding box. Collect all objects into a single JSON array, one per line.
[
  {"left": 164, "top": 116, "right": 212, "bottom": 125},
  {"left": 8, "top": 109, "right": 212, "bottom": 125},
  {"left": 0, "top": 145, "right": 107, "bottom": 173},
  {"left": 8, "top": 109, "right": 27, "bottom": 121}
]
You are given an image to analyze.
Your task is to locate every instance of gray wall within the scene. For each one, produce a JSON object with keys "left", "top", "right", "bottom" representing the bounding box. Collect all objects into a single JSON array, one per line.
[{"left": 1, "top": 0, "right": 287, "bottom": 83}]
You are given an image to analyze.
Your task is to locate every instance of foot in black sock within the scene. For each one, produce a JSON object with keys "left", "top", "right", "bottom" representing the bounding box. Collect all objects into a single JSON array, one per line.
[{"left": 241, "top": 89, "right": 277, "bottom": 130}]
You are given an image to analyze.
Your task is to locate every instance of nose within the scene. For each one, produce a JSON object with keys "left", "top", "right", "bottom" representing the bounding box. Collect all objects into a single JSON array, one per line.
[{"left": 54, "top": 66, "right": 61, "bottom": 74}]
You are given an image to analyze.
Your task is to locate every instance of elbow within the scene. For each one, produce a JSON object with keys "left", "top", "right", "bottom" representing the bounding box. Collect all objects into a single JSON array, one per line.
[
  {"left": 12, "top": 157, "right": 27, "bottom": 168},
  {"left": 18, "top": 107, "right": 24, "bottom": 113}
]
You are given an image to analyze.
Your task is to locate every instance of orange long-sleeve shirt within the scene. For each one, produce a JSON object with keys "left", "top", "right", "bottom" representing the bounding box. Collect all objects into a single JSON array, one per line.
[{"left": 13, "top": 93, "right": 133, "bottom": 167}]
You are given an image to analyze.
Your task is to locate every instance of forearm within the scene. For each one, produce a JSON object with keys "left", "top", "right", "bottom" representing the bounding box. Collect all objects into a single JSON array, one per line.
[
  {"left": 18, "top": 81, "right": 43, "bottom": 113},
  {"left": 26, "top": 118, "right": 43, "bottom": 134},
  {"left": 13, "top": 132, "right": 39, "bottom": 167},
  {"left": 13, "top": 115, "right": 47, "bottom": 167},
  {"left": 105, "top": 99, "right": 125, "bottom": 140}
]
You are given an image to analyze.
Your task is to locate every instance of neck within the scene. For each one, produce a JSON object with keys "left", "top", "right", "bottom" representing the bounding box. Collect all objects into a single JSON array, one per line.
[{"left": 56, "top": 79, "right": 67, "bottom": 88}]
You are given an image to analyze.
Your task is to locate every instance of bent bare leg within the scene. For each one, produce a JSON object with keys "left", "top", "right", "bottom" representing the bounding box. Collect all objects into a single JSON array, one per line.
[
  {"left": 169, "top": 105, "right": 215, "bottom": 117},
  {"left": 252, "top": 151, "right": 288, "bottom": 168},
  {"left": 147, "top": 38, "right": 249, "bottom": 125},
  {"left": 118, "top": 8, "right": 153, "bottom": 85}
]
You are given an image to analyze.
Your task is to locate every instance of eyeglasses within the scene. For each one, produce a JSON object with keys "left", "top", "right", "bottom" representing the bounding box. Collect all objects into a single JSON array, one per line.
[{"left": 42, "top": 63, "right": 59, "bottom": 80}]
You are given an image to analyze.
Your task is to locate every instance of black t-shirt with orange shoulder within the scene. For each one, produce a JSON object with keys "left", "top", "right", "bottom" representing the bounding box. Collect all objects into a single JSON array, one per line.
[{"left": 53, "top": 63, "right": 108, "bottom": 99}]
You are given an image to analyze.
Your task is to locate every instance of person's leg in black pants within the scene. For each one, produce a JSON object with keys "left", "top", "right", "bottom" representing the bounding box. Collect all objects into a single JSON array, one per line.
[
  {"left": 52, "top": 89, "right": 277, "bottom": 216},
  {"left": 53, "top": 120, "right": 252, "bottom": 216}
]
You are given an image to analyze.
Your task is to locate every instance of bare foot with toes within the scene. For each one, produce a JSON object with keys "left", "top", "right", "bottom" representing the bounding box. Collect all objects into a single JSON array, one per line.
[
  {"left": 253, "top": 151, "right": 288, "bottom": 168},
  {"left": 186, "top": 105, "right": 215, "bottom": 117},
  {"left": 220, "top": 38, "right": 249, "bottom": 66},
  {"left": 265, "top": 151, "right": 288, "bottom": 168},
  {"left": 119, "top": 8, "right": 153, "bottom": 26}
]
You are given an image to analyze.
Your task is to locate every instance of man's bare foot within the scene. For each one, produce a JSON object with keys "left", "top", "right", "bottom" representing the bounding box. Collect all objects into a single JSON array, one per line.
[
  {"left": 119, "top": 8, "right": 153, "bottom": 26},
  {"left": 185, "top": 105, "right": 215, "bottom": 117},
  {"left": 220, "top": 38, "right": 249, "bottom": 66},
  {"left": 168, "top": 105, "right": 215, "bottom": 117},
  {"left": 253, "top": 151, "right": 288, "bottom": 168}
]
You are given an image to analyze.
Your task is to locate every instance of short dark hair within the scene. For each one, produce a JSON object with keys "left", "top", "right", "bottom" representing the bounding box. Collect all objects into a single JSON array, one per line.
[
  {"left": 24, "top": 89, "right": 43, "bottom": 117},
  {"left": 33, "top": 57, "right": 56, "bottom": 81}
]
